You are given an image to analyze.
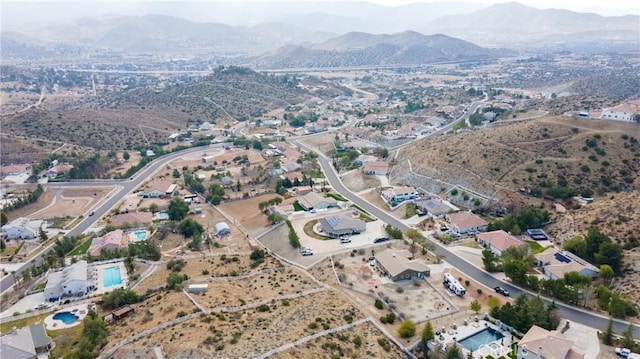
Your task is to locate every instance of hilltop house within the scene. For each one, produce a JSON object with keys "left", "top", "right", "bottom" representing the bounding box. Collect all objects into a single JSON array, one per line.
[
  {"left": 517, "top": 325, "right": 584, "bottom": 359},
  {"left": 381, "top": 186, "right": 418, "bottom": 204},
  {"left": 0, "top": 164, "right": 32, "bottom": 178},
  {"left": 318, "top": 215, "right": 366, "bottom": 238},
  {"left": 446, "top": 211, "right": 487, "bottom": 234},
  {"left": 534, "top": 248, "right": 599, "bottom": 280},
  {"left": 0, "top": 324, "right": 53, "bottom": 359},
  {"left": 477, "top": 230, "right": 525, "bottom": 256},
  {"left": 374, "top": 248, "right": 430, "bottom": 281},
  {"left": 88, "top": 230, "right": 129, "bottom": 257},
  {"left": 414, "top": 198, "right": 459, "bottom": 219},
  {"left": 363, "top": 161, "right": 389, "bottom": 175},
  {"left": 46, "top": 164, "right": 73, "bottom": 179},
  {"left": 600, "top": 103, "right": 639, "bottom": 122},
  {"left": 1, "top": 218, "right": 44, "bottom": 240}
]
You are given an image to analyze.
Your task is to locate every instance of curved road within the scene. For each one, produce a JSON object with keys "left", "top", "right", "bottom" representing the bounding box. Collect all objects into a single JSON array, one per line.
[{"left": 0, "top": 143, "right": 229, "bottom": 293}]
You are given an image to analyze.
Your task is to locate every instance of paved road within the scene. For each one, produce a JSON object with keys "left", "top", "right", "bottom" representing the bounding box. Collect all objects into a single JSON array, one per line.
[
  {"left": 291, "top": 127, "right": 640, "bottom": 338},
  {"left": 0, "top": 143, "right": 229, "bottom": 293}
]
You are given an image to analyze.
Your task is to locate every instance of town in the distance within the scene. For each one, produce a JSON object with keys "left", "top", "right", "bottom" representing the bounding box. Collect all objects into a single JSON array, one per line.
[{"left": 1, "top": 1, "right": 639, "bottom": 358}]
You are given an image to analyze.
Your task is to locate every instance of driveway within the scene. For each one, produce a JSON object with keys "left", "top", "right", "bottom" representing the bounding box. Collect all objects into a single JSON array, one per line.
[{"left": 0, "top": 291, "right": 47, "bottom": 318}]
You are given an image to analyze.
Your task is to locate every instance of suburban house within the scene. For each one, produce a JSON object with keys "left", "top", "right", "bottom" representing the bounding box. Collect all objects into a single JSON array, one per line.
[
  {"left": 110, "top": 211, "right": 154, "bottom": 228},
  {"left": 45, "top": 260, "right": 92, "bottom": 301},
  {"left": 297, "top": 192, "right": 337, "bottom": 211},
  {"left": 294, "top": 185, "right": 313, "bottom": 196},
  {"left": 363, "top": 161, "right": 389, "bottom": 175},
  {"left": 517, "top": 325, "right": 585, "bottom": 359},
  {"left": 88, "top": 229, "right": 129, "bottom": 257},
  {"left": 1, "top": 217, "right": 44, "bottom": 240},
  {"left": 318, "top": 215, "right": 366, "bottom": 238},
  {"left": 414, "top": 198, "right": 459, "bottom": 219},
  {"left": 374, "top": 248, "right": 430, "bottom": 281},
  {"left": 534, "top": 248, "right": 599, "bottom": 280},
  {"left": 381, "top": 186, "right": 418, "bottom": 204},
  {"left": 141, "top": 179, "right": 177, "bottom": 198},
  {"left": 446, "top": 211, "right": 488, "bottom": 234},
  {"left": 0, "top": 324, "right": 53, "bottom": 359},
  {"left": 268, "top": 203, "right": 295, "bottom": 217},
  {"left": 282, "top": 172, "right": 304, "bottom": 183},
  {"left": 477, "top": 230, "right": 526, "bottom": 256},
  {"left": 0, "top": 163, "right": 32, "bottom": 178},
  {"left": 600, "top": 103, "right": 639, "bottom": 122},
  {"left": 281, "top": 161, "right": 302, "bottom": 173},
  {"left": 45, "top": 164, "right": 74, "bottom": 179}
]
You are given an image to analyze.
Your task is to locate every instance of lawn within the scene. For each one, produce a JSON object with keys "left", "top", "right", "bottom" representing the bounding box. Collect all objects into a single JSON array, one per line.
[
  {"left": 69, "top": 238, "right": 92, "bottom": 256},
  {"left": 33, "top": 282, "right": 47, "bottom": 291},
  {"left": 349, "top": 204, "right": 369, "bottom": 215},
  {"left": 293, "top": 200, "right": 305, "bottom": 211},
  {"left": 525, "top": 240, "right": 545, "bottom": 254},
  {"left": 303, "top": 220, "right": 332, "bottom": 240},
  {"left": 0, "top": 313, "right": 50, "bottom": 334},
  {"left": 326, "top": 192, "right": 348, "bottom": 202}
]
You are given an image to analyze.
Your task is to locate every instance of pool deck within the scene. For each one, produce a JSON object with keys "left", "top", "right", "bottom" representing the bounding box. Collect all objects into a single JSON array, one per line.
[
  {"left": 93, "top": 262, "right": 128, "bottom": 295},
  {"left": 44, "top": 304, "right": 89, "bottom": 330},
  {"left": 435, "top": 319, "right": 514, "bottom": 358}
]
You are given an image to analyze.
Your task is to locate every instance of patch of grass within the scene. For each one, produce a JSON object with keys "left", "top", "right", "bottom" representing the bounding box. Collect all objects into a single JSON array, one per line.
[
  {"left": 292, "top": 201, "right": 305, "bottom": 212},
  {"left": 349, "top": 204, "right": 369, "bottom": 215},
  {"left": 458, "top": 241, "right": 481, "bottom": 249},
  {"left": 69, "top": 237, "right": 92, "bottom": 256},
  {"left": 48, "top": 321, "right": 85, "bottom": 358},
  {"left": 33, "top": 282, "right": 47, "bottom": 291},
  {"left": 65, "top": 216, "right": 84, "bottom": 230},
  {"left": 326, "top": 193, "right": 348, "bottom": 202},
  {"left": 0, "top": 313, "right": 50, "bottom": 334},
  {"left": 303, "top": 220, "right": 332, "bottom": 240},
  {"left": 404, "top": 203, "right": 418, "bottom": 219},
  {"left": 525, "top": 240, "right": 545, "bottom": 254},
  {"left": 358, "top": 212, "right": 375, "bottom": 223}
]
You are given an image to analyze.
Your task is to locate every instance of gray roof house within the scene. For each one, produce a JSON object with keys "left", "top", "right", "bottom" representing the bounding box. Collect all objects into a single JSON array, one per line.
[
  {"left": 1, "top": 217, "right": 43, "bottom": 240},
  {"left": 0, "top": 324, "right": 53, "bottom": 359},
  {"left": 414, "top": 198, "right": 459, "bottom": 219},
  {"left": 44, "top": 260, "right": 91, "bottom": 301},
  {"left": 318, "top": 215, "right": 366, "bottom": 238},
  {"left": 297, "top": 192, "right": 337, "bottom": 211},
  {"left": 374, "top": 248, "right": 430, "bottom": 281}
]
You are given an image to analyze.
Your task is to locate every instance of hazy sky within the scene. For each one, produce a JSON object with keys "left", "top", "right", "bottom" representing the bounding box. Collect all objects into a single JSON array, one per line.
[{"left": 2, "top": 0, "right": 638, "bottom": 30}]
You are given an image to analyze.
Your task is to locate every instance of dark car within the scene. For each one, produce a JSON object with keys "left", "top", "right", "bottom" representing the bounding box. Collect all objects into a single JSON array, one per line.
[
  {"left": 373, "top": 236, "right": 389, "bottom": 243},
  {"left": 89, "top": 211, "right": 95, "bottom": 217},
  {"left": 494, "top": 286, "right": 510, "bottom": 296}
]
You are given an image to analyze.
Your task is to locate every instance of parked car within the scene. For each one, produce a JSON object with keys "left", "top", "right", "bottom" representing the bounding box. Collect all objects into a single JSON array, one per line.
[
  {"left": 616, "top": 348, "right": 631, "bottom": 357},
  {"left": 494, "top": 286, "right": 510, "bottom": 296},
  {"left": 339, "top": 235, "right": 351, "bottom": 243},
  {"left": 373, "top": 236, "right": 389, "bottom": 243},
  {"left": 300, "top": 247, "right": 314, "bottom": 256},
  {"left": 440, "top": 226, "right": 449, "bottom": 232}
]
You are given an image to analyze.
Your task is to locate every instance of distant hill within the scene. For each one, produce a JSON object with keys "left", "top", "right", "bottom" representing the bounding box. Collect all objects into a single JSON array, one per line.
[
  {"left": 252, "top": 31, "right": 514, "bottom": 69},
  {"left": 3, "top": 14, "right": 336, "bottom": 56},
  {"left": 422, "top": 2, "right": 640, "bottom": 49}
]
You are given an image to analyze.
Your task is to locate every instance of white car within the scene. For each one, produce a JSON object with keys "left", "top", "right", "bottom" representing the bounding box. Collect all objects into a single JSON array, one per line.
[
  {"left": 300, "top": 247, "right": 314, "bottom": 256},
  {"left": 616, "top": 348, "right": 631, "bottom": 357}
]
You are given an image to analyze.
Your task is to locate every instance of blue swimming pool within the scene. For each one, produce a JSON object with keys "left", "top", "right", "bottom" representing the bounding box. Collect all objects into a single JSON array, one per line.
[
  {"left": 52, "top": 312, "right": 79, "bottom": 325},
  {"left": 131, "top": 230, "right": 148, "bottom": 242},
  {"left": 458, "top": 327, "right": 504, "bottom": 352},
  {"left": 156, "top": 211, "right": 169, "bottom": 220},
  {"left": 102, "top": 266, "right": 123, "bottom": 288}
]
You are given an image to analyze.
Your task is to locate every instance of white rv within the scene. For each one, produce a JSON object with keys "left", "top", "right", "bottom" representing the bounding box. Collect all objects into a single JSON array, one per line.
[{"left": 443, "top": 273, "right": 466, "bottom": 296}]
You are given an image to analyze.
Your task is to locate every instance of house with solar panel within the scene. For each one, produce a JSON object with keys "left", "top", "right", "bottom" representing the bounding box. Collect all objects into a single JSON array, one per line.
[
  {"left": 534, "top": 248, "right": 599, "bottom": 280},
  {"left": 318, "top": 215, "right": 366, "bottom": 238}
]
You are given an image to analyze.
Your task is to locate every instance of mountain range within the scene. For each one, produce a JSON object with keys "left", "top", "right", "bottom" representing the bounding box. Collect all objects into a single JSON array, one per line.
[{"left": 1, "top": 2, "right": 638, "bottom": 67}]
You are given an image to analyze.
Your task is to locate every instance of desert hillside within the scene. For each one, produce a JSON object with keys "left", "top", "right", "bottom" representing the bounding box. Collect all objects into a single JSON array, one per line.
[{"left": 395, "top": 116, "right": 640, "bottom": 210}]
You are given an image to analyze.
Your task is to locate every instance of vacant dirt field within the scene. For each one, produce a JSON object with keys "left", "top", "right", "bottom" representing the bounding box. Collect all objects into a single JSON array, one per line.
[
  {"left": 341, "top": 168, "right": 382, "bottom": 193},
  {"left": 111, "top": 289, "right": 366, "bottom": 359},
  {"left": 217, "top": 194, "right": 277, "bottom": 237},
  {"left": 299, "top": 133, "right": 337, "bottom": 156},
  {"left": 31, "top": 187, "right": 112, "bottom": 219}
]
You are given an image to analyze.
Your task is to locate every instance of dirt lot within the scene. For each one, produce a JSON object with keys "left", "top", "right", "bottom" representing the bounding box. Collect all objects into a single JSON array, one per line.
[
  {"left": 341, "top": 168, "right": 383, "bottom": 193},
  {"left": 298, "top": 133, "right": 337, "bottom": 156},
  {"left": 32, "top": 187, "right": 113, "bottom": 219},
  {"left": 216, "top": 194, "right": 276, "bottom": 238}
]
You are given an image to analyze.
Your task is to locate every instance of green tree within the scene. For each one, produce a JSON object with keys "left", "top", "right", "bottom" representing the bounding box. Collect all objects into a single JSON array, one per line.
[
  {"left": 563, "top": 236, "right": 587, "bottom": 259},
  {"left": 101, "top": 289, "right": 141, "bottom": 309},
  {"left": 168, "top": 197, "right": 189, "bottom": 221},
  {"left": 622, "top": 322, "right": 635, "bottom": 349},
  {"left": 0, "top": 212, "right": 7, "bottom": 226},
  {"left": 446, "top": 345, "right": 460, "bottom": 359},
  {"left": 149, "top": 203, "right": 159, "bottom": 213},
  {"left": 172, "top": 169, "right": 181, "bottom": 178},
  {"left": 167, "top": 271, "right": 188, "bottom": 290},
  {"left": 421, "top": 321, "right": 434, "bottom": 346},
  {"left": 603, "top": 318, "right": 614, "bottom": 345},
  {"left": 482, "top": 248, "right": 499, "bottom": 272},
  {"left": 38, "top": 226, "right": 48, "bottom": 242},
  {"left": 599, "top": 264, "right": 615, "bottom": 285},
  {"left": 123, "top": 151, "right": 130, "bottom": 161},
  {"left": 595, "top": 241, "right": 623, "bottom": 276},
  {"left": 470, "top": 299, "right": 481, "bottom": 314},
  {"left": 398, "top": 320, "right": 417, "bottom": 338},
  {"left": 178, "top": 218, "right": 204, "bottom": 238},
  {"left": 503, "top": 259, "right": 529, "bottom": 286}
]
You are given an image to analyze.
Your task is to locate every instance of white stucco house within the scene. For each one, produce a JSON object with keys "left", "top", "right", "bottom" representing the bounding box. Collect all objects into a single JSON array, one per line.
[{"left": 1, "top": 218, "right": 43, "bottom": 240}]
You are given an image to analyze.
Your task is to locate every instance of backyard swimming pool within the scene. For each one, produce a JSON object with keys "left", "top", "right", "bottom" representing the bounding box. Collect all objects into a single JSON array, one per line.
[
  {"left": 102, "top": 266, "right": 123, "bottom": 288},
  {"left": 458, "top": 327, "right": 504, "bottom": 351},
  {"left": 130, "top": 230, "right": 149, "bottom": 242},
  {"left": 52, "top": 312, "right": 79, "bottom": 325}
]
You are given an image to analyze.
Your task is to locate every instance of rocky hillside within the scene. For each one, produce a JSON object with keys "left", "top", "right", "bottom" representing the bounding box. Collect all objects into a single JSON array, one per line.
[{"left": 394, "top": 116, "right": 640, "bottom": 212}]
